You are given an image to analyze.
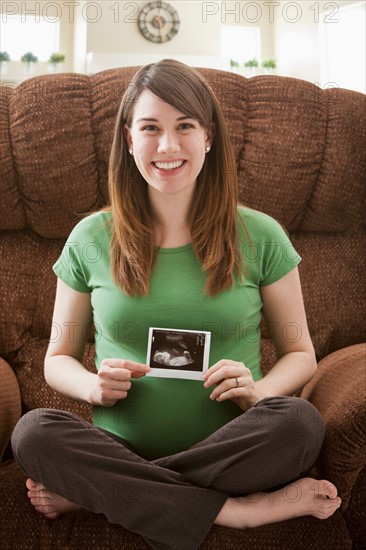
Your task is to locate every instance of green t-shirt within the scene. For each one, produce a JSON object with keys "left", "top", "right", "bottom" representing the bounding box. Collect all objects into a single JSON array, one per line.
[{"left": 53, "top": 206, "right": 300, "bottom": 459}]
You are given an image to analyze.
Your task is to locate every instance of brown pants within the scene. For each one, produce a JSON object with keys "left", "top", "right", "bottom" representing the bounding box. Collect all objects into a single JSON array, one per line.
[{"left": 11, "top": 396, "right": 324, "bottom": 550}]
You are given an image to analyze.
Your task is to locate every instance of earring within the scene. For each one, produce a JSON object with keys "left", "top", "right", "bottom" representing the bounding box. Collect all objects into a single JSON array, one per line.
[
  {"left": 129, "top": 149, "right": 133, "bottom": 155},
  {"left": 205, "top": 146, "right": 210, "bottom": 153}
]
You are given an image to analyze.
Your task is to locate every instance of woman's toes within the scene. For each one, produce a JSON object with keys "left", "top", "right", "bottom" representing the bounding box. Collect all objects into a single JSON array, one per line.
[
  {"left": 26, "top": 478, "right": 46, "bottom": 493},
  {"left": 319, "top": 479, "right": 338, "bottom": 499},
  {"left": 26, "top": 478, "right": 36, "bottom": 490},
  {"left": 44, "top": 512, "right": 60, "bottom": 520},
  {"left": 34, "top": 505, "right": 60, "bottom": 517},
  {"left": 315, "top": 498, "right": 341, "bottom": 519}
]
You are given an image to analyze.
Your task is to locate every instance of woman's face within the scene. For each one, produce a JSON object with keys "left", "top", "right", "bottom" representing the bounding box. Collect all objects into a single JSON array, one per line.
[{"left": 124, "top": 90, "right": 213, "bottom": 200}]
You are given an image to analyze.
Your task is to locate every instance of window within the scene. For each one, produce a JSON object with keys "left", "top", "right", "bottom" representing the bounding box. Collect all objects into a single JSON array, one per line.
[
  {"left": 0, "top": 14, "right": 59, "bottom": 61},
  {"left": 221, "top": 25, "right": 261, "bottom": 65},
  {"left": 319, "top": 1, "right": 365, "bottom": 93}
]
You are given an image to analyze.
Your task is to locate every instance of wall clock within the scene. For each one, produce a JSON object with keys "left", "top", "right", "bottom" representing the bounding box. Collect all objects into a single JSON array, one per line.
[{"left": 138, "top": 1, "right": 180, "bottom": 43}]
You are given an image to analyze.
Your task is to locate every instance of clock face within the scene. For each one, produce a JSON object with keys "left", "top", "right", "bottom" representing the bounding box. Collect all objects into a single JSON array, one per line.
[{"left": 138, "top": 1, "right": 180, "bottom": 43}]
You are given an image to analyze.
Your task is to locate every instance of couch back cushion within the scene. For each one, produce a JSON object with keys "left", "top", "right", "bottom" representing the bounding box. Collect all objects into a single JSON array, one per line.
[
  {"left": 1, "top": 69, "right": 365, "bottom": 237},
  {"left": 0, "top": 69, "right": 365, "bottom": 413}
]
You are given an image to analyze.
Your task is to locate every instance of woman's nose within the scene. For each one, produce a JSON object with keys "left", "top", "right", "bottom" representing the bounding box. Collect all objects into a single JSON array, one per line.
[{"left": 157, "top": 132, "right": 180, "bottom": 154}]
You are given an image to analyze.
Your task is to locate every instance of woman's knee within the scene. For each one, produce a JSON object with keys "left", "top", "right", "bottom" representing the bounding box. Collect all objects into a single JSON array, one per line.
[
  {"left": 254, "top": 396, "right": 325, "bottom": 455},
  {"left": 11, "top": 408, "right": 72, "bottom": 463},
  {"left": 280, "top": 397, "right": 324, "bottom": 440},
  {"left": 12, "top": 409, "right": 49, "bottom": 457}
]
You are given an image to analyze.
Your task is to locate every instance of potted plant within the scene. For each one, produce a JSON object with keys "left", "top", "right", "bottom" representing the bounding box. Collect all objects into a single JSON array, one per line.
[
  {"left": 262, "top": 59, "right": 277, "bottom": 74},
  {"left": 48, "top": 52, "right": 66, "bottom": 73},
  {"left": 230, "top": 59, "right": 240, "bottom": 73},
  {"left": 21, "top": 52, "right": 38, "bottom": 75},
  {"left": 0, "top": 51, "right": 10, "bottom": 75},
  {"left": 244, "top": 58, "right": 258, "bottom": 77}
]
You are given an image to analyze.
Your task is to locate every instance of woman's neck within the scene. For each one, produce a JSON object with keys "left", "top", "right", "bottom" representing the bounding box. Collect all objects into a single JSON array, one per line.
[{"left": 149, "top": 189, "right": 193, "bottom": 248}]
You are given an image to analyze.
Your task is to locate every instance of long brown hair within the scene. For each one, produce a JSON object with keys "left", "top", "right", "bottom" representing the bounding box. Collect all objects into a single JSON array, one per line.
[{"left": 108, "top": 59, "right": 244, "bottom": 296}]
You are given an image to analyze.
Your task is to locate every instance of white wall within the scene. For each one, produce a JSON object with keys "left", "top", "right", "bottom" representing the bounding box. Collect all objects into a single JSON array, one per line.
[
  {"left": 83, "top": 1, "right": 278, "bottom": 74},
  {"left": 73, "top": 0, "right": 87, "bottom": 74},
  {"left": 272, "top": 0, "right": 321, "bottom": 84},
  {"left": 83, "top": 1, "right": 279, "bottom": 73},
  {"left": 272, "top": 0, "right": 365, "bottom": 88},
  {"left": 318, "top": 1, "right": 365, "bottom": 93},
  {"left": 84, "top": 1, "right": 221, "bottom": 56}
]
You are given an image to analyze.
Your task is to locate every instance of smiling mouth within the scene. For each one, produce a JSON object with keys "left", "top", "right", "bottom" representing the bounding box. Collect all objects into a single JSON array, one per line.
[{"left": 153, "top": 160, "right": 185, "bottom": 171}]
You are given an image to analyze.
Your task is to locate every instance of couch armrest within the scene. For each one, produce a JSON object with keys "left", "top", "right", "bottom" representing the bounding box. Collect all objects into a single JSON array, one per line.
[
  {"left": 301, "top": 343, "right": 366, "bottom": 511},
  {"left": 0, "top": 357, "right": 21, "bottom": 463}
]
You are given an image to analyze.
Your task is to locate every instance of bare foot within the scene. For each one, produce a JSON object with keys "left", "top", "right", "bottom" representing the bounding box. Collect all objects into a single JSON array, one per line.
[
  {"left": 26, "top": 478, "right": 83, "bottom": 519},
  {"left": 215, "top": 477, "right": 342, "bottom": 529}
]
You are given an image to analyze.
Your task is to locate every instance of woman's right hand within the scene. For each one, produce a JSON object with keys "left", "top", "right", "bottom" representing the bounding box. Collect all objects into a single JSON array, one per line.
[{"left": 90, "top": 359, "right": 150, "bottom": 407}]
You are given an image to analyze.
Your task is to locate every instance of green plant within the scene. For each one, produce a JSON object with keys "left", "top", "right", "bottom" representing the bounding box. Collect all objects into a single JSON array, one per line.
[
  {"left": 244, "top": 58, "right": 258, "bottom": 68},
  {"left": 48, "top": 52, "right": 66, "bottom": 64},
  {"left": 262, "top": 58, "right": 277, "bottom": 69},
  {"left": 0, "top": 52, "right": 10, "bottom": 62},
  {"left": 21, "top": 52, "right": 38, "bottom": 63},
  {"left": 230, "top": 59, "right": 239, "bottom": 69}
]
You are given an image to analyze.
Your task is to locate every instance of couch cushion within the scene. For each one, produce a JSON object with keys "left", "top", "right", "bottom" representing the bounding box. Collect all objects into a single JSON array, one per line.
[
  {"left": 7, "top": 76, "right": 101, "bottom": 238},
  {"left": 1, "top": 70, "right": 365, "bottom": 238},
  {"left": 0, "top": 359, "right": 21, "bottom": 461},
  {"left": 301, "top": 344, "right": 366, "bottom": 510},
  {"left": 293, "top": 234, "right": 366, "bottom": 359}
]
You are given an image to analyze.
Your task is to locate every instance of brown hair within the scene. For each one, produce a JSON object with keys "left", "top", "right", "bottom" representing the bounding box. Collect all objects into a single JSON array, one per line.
[{"left": 108, "top": 59, "right": 244, "bottom": 296}]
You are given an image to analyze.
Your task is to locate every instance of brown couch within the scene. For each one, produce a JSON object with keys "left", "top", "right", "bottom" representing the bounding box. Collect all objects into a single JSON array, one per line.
[{"left": 0, "top": 67, "right": 365, "bottom": 549}]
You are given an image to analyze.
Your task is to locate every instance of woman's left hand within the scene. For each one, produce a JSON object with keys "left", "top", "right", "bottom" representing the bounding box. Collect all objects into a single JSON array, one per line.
[{"left": 202, "top": 359, "right": 269, "bottom": 411}]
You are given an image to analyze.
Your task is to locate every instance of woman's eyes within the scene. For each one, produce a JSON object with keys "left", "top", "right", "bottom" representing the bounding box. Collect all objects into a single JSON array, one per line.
[
  {"left": 142, "top": 125, "right": 159, "bottom": 132},
  {"left": 178, "top": 122, "right": 194, "bottom": 130},
  {"left": 141, "top": 123, "right": 195, "bottom": 132}
]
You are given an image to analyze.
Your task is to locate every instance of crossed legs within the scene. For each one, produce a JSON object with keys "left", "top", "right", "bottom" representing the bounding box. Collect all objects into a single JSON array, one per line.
[{"left": 11, "top": 397, "right": 341, "bottom": 549}]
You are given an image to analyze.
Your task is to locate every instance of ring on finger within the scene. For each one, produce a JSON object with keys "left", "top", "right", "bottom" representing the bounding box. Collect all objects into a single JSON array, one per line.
[{"left": 233, "top": 377, "right": 239, "bottom": 388}]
